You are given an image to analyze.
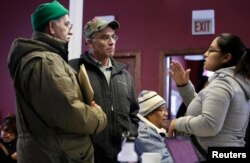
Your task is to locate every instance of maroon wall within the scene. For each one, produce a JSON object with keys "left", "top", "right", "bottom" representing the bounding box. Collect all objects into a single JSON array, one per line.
[
  {"left": 1, "top": 0, "right": 250, "bottom": 119},
  {"left": 0, "top": 0, "right": 69, "bottom": 119}
]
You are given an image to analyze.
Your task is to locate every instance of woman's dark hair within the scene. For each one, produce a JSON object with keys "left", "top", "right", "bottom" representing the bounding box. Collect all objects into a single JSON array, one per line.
[
  {"left": 217, "top": 33, "right": 250, "bottom": 79},
  {"left": 0, "top": 114, "right": 17, "bottom": 135}
]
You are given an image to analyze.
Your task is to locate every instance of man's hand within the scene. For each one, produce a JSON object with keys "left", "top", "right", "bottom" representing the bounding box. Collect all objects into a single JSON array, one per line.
[{"left": 91, "top": 101, "right": 102, "bottom": 110}]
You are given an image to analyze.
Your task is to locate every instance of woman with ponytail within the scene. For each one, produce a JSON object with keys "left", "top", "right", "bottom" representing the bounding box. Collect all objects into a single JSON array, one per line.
[{"left": 168, "top": 33, "right": 250, "bottom": 161}]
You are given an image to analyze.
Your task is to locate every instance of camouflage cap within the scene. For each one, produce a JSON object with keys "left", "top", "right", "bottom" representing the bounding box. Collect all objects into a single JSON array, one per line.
[{"left": 83, "top": 17, "right": 120, "bottom": 39}]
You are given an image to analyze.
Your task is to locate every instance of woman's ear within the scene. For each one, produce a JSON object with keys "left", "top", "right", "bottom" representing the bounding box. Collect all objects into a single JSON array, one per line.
[{"left": 222, "top": 53, "right": 232, "bottom": 64}]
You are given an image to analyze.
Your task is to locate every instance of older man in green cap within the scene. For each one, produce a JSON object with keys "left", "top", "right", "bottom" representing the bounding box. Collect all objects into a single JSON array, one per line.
[{"left": 7, "top": 1, "right": 107, "bottom": 163}]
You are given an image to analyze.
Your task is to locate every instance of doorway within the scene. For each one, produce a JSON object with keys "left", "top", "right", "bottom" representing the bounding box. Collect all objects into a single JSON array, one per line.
[{"left": 159, "top": 48, "right": 208, "bottom": 119}]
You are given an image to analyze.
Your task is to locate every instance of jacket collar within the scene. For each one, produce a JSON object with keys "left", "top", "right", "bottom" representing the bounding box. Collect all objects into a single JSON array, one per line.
[
  {"left": 32, "top": 32, "right": 69, "bottom": 62},
  {"left": 82, "top": 51, "right": 126, "bottom": 73},
  {"left": 89, "top": 54, "right": 113, "bottom": 70}
]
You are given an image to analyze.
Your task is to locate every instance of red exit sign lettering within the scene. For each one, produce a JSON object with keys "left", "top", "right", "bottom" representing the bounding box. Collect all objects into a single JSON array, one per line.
[
  {"left": 192, "top": 19, "right": 214, "bottom": 35},
  {"left": 195, "top": 20, "right": 210, "bottom": 32}
]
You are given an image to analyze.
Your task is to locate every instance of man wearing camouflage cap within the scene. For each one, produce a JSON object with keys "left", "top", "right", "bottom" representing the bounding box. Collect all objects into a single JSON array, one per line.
[
  {"left": 7, "top": 1, "right": 106, "bottom": 163},
  {"left": 70, "top": 17, "right": 139, "bottom": 162}
]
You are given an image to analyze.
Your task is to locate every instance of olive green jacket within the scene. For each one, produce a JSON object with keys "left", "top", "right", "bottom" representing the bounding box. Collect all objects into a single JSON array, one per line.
[{"left": 8, "top": 32, "right": 107, "bottom": 163}]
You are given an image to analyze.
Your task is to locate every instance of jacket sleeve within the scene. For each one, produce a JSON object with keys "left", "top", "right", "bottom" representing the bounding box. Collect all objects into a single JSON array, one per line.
[
  {"left": 175, "top": 78, "right": 233, "bottom": 136},
  {"left": 177, "top": 81, "right": 197, "bottom": 106},
  {"left": 22, "top": 53, "right": 106, "bottom": 135},
  {"left": 128, "top": 74, "right": 139, "bottom": 136}
]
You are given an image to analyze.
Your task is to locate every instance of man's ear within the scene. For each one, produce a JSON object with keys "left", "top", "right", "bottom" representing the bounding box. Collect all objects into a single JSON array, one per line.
[
  {"left": 86, "top": 39, "right": 94, "bottom": 48},
  {"left": 86, "top": 39, "right": 92, "bottom": 44},
  {"left": 48, "top": 21, "right": 56, "bottom": 34},
  {"left": 222, "top": 53, "right": 232, "bottom": 64}
]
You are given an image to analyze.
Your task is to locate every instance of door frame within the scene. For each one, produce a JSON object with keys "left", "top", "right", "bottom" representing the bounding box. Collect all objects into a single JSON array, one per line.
[
  {"left": 114, "top": 50, "right": 141, "bottom": 96},
  {"left": 159, "top": 47, "right": 207, "bottom": 115}
]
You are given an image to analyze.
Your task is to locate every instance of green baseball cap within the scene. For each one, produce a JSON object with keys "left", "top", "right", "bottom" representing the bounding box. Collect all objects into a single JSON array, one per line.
[
  {"left": 31, "top": 0, "right": 69, "bottom": 31},
  {"left": 84, "top": 17, "right": 120, "bottom": 39}
]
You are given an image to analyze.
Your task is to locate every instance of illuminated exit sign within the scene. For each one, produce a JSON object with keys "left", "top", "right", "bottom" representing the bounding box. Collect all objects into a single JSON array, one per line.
[{"left": 192, "top": 10, "right": 215, "bottom": 35}]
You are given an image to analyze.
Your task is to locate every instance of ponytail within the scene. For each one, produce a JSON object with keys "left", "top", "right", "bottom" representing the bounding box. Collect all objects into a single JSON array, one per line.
[{"left": 235, "top": 48, "right": 250, "bottom": 79}]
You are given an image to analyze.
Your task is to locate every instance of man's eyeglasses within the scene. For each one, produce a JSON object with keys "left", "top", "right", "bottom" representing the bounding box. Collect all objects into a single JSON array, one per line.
[
  {"left": 66, "top": 23, "right": 73, "bottom": 31},
  {"left": 92, "top": 34, "right": 119, "bottom": 42}
]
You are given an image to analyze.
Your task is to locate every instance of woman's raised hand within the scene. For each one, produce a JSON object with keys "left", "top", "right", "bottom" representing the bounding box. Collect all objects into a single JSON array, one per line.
[{"left": 169, "top": 60, "right": 191, "bottom": 86}]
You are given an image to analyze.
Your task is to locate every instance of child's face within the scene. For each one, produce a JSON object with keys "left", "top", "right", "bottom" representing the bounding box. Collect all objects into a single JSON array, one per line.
[{"left": 1, "top": 127, "right": 16, "bottom": 143}]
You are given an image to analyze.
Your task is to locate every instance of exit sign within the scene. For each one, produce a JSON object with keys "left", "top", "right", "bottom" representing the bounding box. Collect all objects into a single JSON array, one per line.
[{"left": 192, "top": 10, "right": 215, "bottom": 35}]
